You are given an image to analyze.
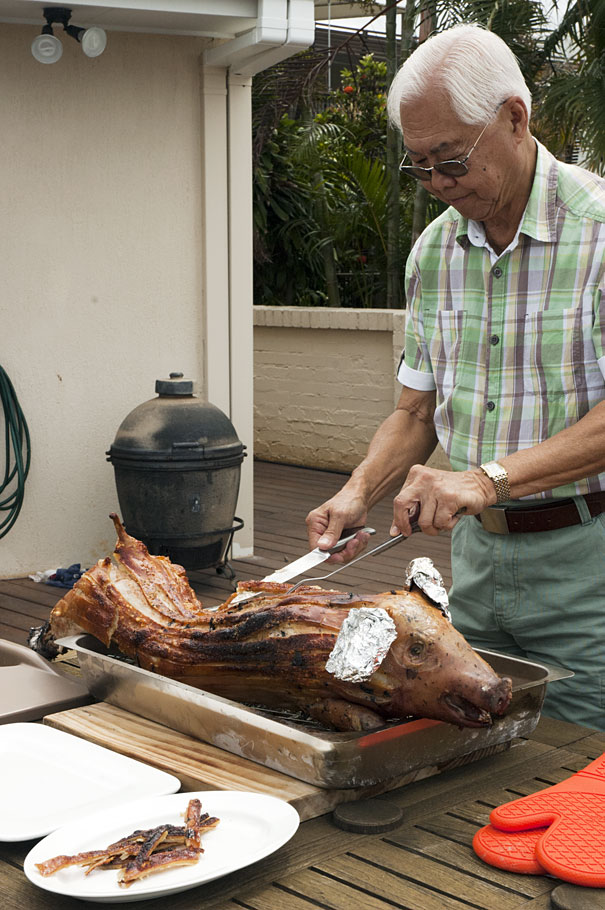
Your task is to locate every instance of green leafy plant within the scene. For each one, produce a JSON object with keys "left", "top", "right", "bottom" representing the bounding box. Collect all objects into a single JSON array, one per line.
[
  {"left": 536, "top": 0, "right": 605, "bottom": 172},
  {"left": 253, "top": 0, "right": 605, "bottom": 308},
  {"left": 253, "top": 55, "right": 413, "bottom": 307}
]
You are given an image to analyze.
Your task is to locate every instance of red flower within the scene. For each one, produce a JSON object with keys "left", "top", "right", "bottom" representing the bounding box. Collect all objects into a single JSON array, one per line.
[{"left": 343, "top": 85, "right": 355, "bottom": 94}]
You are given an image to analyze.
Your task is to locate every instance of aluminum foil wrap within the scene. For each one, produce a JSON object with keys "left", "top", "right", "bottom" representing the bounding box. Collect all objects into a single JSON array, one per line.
[
  {"left": 404, "top": 557, "right": 452, "bottom": 621},
  {"left": 325, "top": 607, "right": 397, "bottom": 683}
]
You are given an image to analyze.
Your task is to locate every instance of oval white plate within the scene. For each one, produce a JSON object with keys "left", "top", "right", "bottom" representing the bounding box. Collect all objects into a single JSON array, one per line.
[
  {"left": 24, "top": 790, "right": 300, "bottom": 903},
  {"left": 0, "top": 723, "right": 180, "bottom": 842}
]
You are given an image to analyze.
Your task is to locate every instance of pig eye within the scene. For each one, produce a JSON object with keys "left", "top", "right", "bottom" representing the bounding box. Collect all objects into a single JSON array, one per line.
[{"left": 409, "top": 641, "right": 426, "bottom": 659}]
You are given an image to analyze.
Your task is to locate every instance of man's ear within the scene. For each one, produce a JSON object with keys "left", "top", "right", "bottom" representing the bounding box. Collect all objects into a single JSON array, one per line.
[{"left": 503, "top": 96, "right": 530, "bottom": 140}]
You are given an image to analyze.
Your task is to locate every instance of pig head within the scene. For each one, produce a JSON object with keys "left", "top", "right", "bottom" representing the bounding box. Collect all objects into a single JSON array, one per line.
[{"left": 338, "top": 592, "right": 513, "bottom": 728}]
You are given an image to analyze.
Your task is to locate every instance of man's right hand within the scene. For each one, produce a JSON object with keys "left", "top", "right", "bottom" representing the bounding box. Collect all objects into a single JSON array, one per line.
[
  {"left": 306, "top": 490, "right": 371, "bottom": 564},
  {"left": 305, "top": 386, "right": 438, "bottom": 563}
]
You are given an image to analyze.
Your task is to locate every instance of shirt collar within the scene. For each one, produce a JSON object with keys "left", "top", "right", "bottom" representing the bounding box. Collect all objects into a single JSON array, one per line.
[{"left": 455, "top": 138, "right": 558, "bottom": 248}]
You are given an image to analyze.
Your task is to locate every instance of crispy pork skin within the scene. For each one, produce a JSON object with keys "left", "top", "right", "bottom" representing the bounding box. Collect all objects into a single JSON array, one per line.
[
  {"left": 48, "top": 515, "right": 512, "bottom": 730},
  {"left": 35, "top": 798, "right": 219, "bottom": 888}
]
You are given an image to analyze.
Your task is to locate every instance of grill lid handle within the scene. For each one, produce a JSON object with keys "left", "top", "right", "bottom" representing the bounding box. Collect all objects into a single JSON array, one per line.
[{"left": 155, "top": 372, "right": 194, "bottom": 396}]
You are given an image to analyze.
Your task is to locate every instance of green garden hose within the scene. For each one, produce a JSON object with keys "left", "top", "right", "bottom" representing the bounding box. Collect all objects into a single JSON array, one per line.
[{"left": 0, "top": 366, "right": 31, "bottom": 539}]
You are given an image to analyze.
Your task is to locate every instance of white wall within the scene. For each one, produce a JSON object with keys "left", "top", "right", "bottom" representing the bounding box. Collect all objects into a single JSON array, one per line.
[
  {"left": 253, "top": 306, "right": 451, "bottom": 474},
  {"left": 254, "top": 307, "right": 403, "bottom": 471},
  {"left": 0, "top": 25, "right": 213, "bottom": 575}
]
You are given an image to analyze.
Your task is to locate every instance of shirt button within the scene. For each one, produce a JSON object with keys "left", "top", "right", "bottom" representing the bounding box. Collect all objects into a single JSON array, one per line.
[
  {"left": 493, "top": 266, "right": 503, "bottom": 278},
  {"left": 486, "top": 401, "right": 496, "bottom": 411},
  {"left": 490, "top": 334, "right": 500, "bottom": 345}
]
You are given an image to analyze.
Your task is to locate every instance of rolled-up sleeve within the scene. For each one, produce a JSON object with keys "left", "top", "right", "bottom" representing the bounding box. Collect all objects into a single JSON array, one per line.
[{"left": 397, "top": 258, "right": 436, "bottom": 390}]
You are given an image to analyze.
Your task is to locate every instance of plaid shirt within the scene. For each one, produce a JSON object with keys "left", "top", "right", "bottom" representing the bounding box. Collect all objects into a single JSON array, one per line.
[{"left": 398, "top": 140, "right": 605, "bottom": 499}]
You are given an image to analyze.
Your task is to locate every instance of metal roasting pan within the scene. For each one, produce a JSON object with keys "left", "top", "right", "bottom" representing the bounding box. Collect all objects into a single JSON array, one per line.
[{"left": 58, "top": 634, "right": 572, "bottom": 789}]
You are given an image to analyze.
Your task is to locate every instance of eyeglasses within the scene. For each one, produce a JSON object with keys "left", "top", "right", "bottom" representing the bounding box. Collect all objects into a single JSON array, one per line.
[{"left": 399, "top": 119, "right": 492, "bottom": 182}]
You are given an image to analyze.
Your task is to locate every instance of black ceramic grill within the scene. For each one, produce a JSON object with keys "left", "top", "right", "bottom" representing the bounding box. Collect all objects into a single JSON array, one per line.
[{"left": 106, "top": 373, "right": 245, "bottom": 571}]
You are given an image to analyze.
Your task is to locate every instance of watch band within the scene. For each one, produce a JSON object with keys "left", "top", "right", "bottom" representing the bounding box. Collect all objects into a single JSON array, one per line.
[{"left": 480, "top": 461, "right": 511, "bottom": 503}]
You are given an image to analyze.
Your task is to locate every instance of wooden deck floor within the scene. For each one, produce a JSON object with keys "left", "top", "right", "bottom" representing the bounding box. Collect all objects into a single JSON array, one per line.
[{"left": 0, "top": 461, "right": 451, "bottom": 647}]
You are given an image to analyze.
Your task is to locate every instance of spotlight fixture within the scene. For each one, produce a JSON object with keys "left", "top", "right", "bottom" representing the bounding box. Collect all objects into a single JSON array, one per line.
[
  {"left": 31, "top": 25, "right": 63, "bottom": 64},
  {"left": 31, "top": 7, "right": 107, "bottom": 64},
  {"left": 76, "top": 26, "right": 107, "bottom": 58}
]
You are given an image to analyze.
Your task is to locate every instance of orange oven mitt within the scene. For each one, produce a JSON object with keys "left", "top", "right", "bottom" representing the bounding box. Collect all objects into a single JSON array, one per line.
[
  {"left": 472, "top": 753, "right": 605, "bottom": 887},
  {"left": 473, "top": 823, "right": 547, "bottom": 875}
]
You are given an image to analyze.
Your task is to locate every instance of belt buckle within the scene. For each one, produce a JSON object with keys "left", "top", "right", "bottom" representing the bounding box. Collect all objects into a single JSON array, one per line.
[{"left": 478, "top": 507, "right": 510, "bottom": 534}]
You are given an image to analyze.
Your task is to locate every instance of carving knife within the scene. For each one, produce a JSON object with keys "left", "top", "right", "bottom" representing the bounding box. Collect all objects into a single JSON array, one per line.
[{"left": 231, "top": 526, "right": 376, "bottom": 605}]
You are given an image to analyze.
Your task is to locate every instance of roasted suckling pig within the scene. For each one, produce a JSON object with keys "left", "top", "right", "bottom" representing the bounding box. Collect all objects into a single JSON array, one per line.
[{"left": 47, "top": 515, "right": 512, "bottom": 731}]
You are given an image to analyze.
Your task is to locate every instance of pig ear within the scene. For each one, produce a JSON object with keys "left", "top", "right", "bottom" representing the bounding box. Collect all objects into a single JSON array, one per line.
[{"left": 404, "top": 558, "right": 450, "bottom": 620}]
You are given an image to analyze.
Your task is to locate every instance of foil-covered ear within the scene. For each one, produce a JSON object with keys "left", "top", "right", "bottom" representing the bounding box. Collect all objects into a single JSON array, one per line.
[
  {"left": 325, "top": 607, "right": 397, "bottom": 682},
  {"left": 404, "top": 558, "right": 451, "bottom": 621}
]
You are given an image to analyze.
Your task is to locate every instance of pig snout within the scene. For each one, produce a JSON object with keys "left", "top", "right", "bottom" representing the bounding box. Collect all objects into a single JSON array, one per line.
[
  {"left": 486, "top": 676, "right": 513, "bottom": 715},
  {"left": 439, "top": 673, "right": 513, "bottom": 728}
]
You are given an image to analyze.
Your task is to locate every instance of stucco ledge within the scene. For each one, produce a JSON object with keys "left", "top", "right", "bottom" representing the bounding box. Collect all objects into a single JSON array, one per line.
[{"left": 253, "top": 305, "right": 406, "bottom": 333}]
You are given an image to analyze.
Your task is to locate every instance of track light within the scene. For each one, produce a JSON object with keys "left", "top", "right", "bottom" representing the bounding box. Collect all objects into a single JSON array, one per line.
[
  {"left": 31, "top": 7, "right": 107, "bottom": 64},
  {"left": 64, "top": 23, "right": 107, "bottom": 57},
  {"left": 31, "top": 26, "right": 63, "bottom": 64},
  {"left": 77, "top": 27, "right": 107, "bottom": 58}
]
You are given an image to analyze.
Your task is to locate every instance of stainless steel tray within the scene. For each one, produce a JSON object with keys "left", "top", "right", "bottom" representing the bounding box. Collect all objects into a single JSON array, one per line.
[{"left": 58, "top": 634, "right": 571, "bottom": 789}]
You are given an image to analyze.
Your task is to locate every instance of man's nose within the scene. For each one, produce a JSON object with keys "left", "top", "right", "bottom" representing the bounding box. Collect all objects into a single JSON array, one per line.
[{"left": 429, "top": 168, "right": 457, "bottom": 190}]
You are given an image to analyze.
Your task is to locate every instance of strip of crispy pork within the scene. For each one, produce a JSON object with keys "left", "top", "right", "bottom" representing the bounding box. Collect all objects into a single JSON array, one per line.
[
  {"left": 48, "top": 515, "right": 512, "bottom": 731},
  {"left": 35, "top": 799, "right": 220, "bottom": 888}
]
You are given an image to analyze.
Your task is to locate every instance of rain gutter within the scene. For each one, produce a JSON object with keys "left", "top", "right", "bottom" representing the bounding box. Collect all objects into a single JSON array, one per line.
[{"left": 203, "top": 0, "right": 315, "bottom": 76}]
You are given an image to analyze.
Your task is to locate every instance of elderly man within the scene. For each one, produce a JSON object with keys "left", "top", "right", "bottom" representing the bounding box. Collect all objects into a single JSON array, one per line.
[{"left": 306, "top": 24, "right": 605, "bottom": 729}]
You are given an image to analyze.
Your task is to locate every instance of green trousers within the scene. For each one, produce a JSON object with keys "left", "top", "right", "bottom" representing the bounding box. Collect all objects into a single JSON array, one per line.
[{"left": 449, "top": 498, "right": 605, "bottom": 731}]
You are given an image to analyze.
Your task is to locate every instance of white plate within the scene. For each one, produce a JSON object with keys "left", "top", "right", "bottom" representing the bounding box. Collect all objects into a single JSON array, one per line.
[
  {"left": 24, "top": 791, "right": 300, "bottom": 903},
  {"left": 0, "top": 724, "right": 180, "bottom": 842}
]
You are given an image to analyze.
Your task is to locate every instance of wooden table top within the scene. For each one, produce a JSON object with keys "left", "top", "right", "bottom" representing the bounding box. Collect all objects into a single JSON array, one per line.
[
  {"left": 2, "top": 715, "right": 603, "bottom": 910},
  {"left": 0, "top": 463, "right": 596, "bottom": 907}
]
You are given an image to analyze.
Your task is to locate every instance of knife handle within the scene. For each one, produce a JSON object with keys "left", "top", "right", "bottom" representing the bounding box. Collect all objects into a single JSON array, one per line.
[{"left": 325, "top": 526, "right": 376, "bottom": 555}]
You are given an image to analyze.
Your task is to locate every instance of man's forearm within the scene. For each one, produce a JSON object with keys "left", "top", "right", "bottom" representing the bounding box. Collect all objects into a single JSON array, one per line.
[
  {"left": 344, "top": 388, "right": 438, "bottom": 510},
  {"left": 498, "top": 399, "right": 605, "bottom": 498}
]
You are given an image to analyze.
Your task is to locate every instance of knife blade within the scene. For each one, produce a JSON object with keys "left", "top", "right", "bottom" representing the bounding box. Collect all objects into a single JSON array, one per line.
[{"left": 231, "top": 526, "right": 376, "bottom": 605}]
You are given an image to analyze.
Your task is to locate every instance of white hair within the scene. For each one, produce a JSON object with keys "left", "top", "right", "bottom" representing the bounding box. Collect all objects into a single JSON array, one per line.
[{"left": 386, "top": 24, "right": 532, "bottom": 130}]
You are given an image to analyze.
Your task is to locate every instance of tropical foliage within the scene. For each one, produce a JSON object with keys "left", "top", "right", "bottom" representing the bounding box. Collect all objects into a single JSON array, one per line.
[
  {"left": 253, "top": 0, "right": 605, "bottom": 308},
  {"left": 253, "top": 55, "right": 413, "bottom": 308},
  {"left": 538, "top": 0, "right": 605, "bottom": 170}
]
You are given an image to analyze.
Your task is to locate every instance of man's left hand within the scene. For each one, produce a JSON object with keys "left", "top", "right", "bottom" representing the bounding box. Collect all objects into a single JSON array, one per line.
[{"left": 391, "top": 465, "right": 497, "bottom": 536}]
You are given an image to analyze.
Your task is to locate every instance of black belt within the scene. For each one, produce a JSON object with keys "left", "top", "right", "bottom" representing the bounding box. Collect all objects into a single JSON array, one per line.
[{"left": 475, "top": 492, "right": 605, "bottom": 534}]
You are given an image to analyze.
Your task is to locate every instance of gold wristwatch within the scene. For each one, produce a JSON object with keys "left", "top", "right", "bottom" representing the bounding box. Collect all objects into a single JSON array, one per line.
[{"left": 480, "top": 461, "right": 511, "bottom": 503}]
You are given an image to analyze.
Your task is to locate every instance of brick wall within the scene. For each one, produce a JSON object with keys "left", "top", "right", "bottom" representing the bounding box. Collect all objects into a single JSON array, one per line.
[{"left": 253, "top": 307, "right": 450, "bottom": 473}]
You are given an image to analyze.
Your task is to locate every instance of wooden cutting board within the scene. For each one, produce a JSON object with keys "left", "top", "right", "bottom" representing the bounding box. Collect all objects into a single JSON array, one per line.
[{"left": 44, "top": 702, "right": 512, "bottom": 821}]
